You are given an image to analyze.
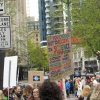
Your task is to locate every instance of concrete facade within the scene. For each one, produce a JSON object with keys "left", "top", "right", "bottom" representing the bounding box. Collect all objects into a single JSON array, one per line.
[{"left": 5, "top": 0, "right": 28, "bottom": 65}]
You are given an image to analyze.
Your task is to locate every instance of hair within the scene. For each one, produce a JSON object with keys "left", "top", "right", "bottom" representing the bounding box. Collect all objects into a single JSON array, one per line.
[
  {"left": 23, "top": 85, "right": 33, "bottom": 96},
  {"left": 81, "top": 85, "right": 91, "bottom": 97},
  {"left": 39, "top": 80, "right": 63, "bottom": 100},
  {"left": 28, "top": 87, "right": 40, "bottom": 100},
  {"left": 3, "top": 88, "right": 8, "bottom": 97}
]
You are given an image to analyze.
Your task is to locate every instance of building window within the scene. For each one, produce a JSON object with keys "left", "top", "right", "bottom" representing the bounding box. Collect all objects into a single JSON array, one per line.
[
  {"left": 36, "top": 38, "right": 38, "bottom": 41},
  {"left": 74, "top": 53, "right": 77, "bottom": 59},
  {"left": 77, "top": 51, "right": 81, "bottom": 58},
  {"left": 36, "top": 34, "right": 38, "bottom": 37}
]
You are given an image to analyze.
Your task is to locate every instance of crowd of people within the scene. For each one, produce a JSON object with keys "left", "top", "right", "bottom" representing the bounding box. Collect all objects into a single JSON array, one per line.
[
  {"left": 0, "top": 80, "right": 63, "bottom": 100},
  {"left": 64, "top": 76, "right": 100, "bottom": 100},
  {"left": 0, "top": 76, "right": 100, "bottom": 100}
]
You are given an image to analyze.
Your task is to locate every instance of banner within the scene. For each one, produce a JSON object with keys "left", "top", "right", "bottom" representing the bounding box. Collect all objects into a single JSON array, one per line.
[{"left": 47, "top": 34, "right": 73, "bottom": 80}]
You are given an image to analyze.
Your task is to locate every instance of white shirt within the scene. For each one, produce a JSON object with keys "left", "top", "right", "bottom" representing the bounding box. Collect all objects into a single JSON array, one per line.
[{"left": 93, "top": 79, "right": 98, "bottom": 86}]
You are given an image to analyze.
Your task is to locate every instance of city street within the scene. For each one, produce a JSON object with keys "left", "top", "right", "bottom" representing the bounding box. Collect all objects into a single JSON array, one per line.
[
  {"left": 67, "top": 95, "right": 78, "bottom": 100},
  {"left": 0, "top": 0, "right": 100, "bottom": 100}
]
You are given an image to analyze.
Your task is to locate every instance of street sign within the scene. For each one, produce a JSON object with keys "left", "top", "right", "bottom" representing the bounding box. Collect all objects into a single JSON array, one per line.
[
  {"left": 0, "top": 0, "right": 5, "bottom": 14},
  {"left": 0, "top": 16, "right": 11, "bottom": 49}
]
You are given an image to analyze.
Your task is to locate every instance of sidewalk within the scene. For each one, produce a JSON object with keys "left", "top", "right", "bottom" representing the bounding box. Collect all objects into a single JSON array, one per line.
[{"left": 67, "top": 94, "right": 78, "bottom": 100}]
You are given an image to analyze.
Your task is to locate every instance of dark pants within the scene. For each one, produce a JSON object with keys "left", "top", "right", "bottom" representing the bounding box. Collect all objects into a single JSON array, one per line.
[
  {"left": 66, "top": 89, "right": 70, "bottom": 97},
  {"left": 70, "top": 87, "right": 74, "bottom": 94}
]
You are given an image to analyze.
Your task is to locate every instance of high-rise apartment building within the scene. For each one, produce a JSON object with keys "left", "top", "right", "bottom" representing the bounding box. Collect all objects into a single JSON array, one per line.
[
  {"left": 39, "top": 0, "right": 70, "bottom": 44},
  {"left": 45, "top": 0, "right": 65, "bottom": 35}
]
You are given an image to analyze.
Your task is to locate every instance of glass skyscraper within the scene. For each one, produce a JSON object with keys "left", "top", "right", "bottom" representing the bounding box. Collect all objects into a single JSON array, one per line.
[{"left": 38, "top": 0, "right": 47, "bottom": 46}]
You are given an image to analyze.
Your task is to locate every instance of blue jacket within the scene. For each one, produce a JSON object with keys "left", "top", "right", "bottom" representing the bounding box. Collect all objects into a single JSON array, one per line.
[{"left": 65, "top": 81, "right": 70, "bottom": 90}]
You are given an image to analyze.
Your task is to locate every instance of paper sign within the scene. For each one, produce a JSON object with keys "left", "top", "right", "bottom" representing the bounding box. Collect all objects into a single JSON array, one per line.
[
  {"left": 3, "top": 56, "right": 18, "bottom": 88},
  {"left": 28, "top": 71, "right": 44, "bottom": 84}
]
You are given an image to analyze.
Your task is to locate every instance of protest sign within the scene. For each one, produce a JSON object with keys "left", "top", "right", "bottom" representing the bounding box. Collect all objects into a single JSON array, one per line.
[{"left": 47, "top": 34, "right": 73, "bottom": 80}]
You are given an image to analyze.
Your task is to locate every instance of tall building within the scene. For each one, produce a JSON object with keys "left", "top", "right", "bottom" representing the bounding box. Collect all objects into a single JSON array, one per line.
[
  {"left": 39, "top": 0, "right": 71, "bottom": 46},
  {"left": 0, "top": 0, "right": 27, "bottom": 89},
  {"left": 5, "top": 0, "right": 28, "bottom": 65},
  {"left": 38, "top": 0, "right": 47, "bottom": 45},
  {"left": 45, "top": 0, "right": 72, "bottom": 35},
  {"left": 26, "top": 17, "right": 40, "bottom": 46},
  {"left": 16, "top": 0, "right": 27, "bottom": 65},
  {"left": 45, "top": 0, "right": 64, "bottom": 35}
]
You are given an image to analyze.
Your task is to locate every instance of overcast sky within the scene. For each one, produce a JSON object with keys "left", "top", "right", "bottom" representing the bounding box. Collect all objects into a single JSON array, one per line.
[{"left": 26, "top": 0, "right": 39, "bottom": 20}]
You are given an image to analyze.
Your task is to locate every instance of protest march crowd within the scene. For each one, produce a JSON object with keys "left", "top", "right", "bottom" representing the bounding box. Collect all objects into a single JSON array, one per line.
[
  {"left": 64, "top": 76, "right": 100, "bottom": 100},
  {"left": 0, "top": 76, "right": 100, "bottom": 100}
]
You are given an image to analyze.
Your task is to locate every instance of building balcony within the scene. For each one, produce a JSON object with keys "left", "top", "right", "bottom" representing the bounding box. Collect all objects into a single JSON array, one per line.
[
  {"left": 52, "top": 20, "right": 63, "bottom": 25},
  {"left": 54, "top": 22, "right": 63, "bottom": 25},
  {"left": 53, "top": 14, "right": 63, "bottom": 17},
  {"left": 54, "top": 9, "right": 63, "bottom": 12},
  {"left": 47, "top": 30, "right": 51, "bottom": 35},
  {"left": 45, "top": 9, "right": 50, "bottom": 13},
  {"left": 53, "top": 27, "right": 64, "bottom": 31},
  {"left": 45, "top": 4, "right": 50, "bottom": 7},
  {"left": 46, "top": 19, "right": 51, "bottom": 24},
  {"left": 45, "top": 0, "right": 49, "bottom": 2},
  {"left": 46, "top": 12, "right": 50, "bottom": 16},
  {"left": 46, "top": 25, "right": 51, "bottom": 29},
  {"left": 46, "top": 14, "right": 50, "bottom": 18},
  {"left": 53, "top": 2, "right": 62, "bottom": 6}
]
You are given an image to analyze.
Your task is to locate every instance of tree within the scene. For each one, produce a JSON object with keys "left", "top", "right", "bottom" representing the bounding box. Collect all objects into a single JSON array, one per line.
[
  {"left": 27, "top": 40, "right": 49, "bottom": 71},
  {"left": 72, "top": 0, "right": 100, "bottom": 56}
]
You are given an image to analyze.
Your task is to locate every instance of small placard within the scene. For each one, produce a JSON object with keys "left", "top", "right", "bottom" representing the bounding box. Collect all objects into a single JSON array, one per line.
[{"left": 33, "top": 76, "right": 40, "bottom": 81}]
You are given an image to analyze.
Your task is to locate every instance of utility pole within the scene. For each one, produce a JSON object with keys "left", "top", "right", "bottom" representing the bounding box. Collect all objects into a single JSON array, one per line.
[
  {"left": 61, "top": 1, "right": 72, "bottom": 100},
  {"left": 0, "top": 0, "right": 5, "bottom": 89},
  {"left": 0, "top": 50, "right": 5, "bottom": 89}
]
